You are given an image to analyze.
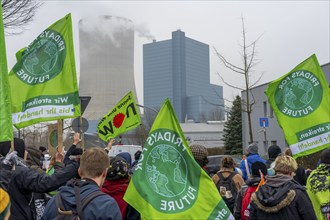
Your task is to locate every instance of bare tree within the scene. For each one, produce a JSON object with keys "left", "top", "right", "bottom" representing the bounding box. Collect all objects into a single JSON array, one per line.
[
  {"left": 1, "top": 0, "right": 42, "bottom": 35},
  {"left": 214, "top": 17, "right": 263, "bottom": 143}
]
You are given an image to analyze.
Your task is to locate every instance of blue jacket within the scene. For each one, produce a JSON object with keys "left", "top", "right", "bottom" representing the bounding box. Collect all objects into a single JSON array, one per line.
[
  {"left": 240, "top": 154, "right": 266, "bottom": 181},
  {"left": 42, "top": 179, "right": 121, "bottom": 220}
]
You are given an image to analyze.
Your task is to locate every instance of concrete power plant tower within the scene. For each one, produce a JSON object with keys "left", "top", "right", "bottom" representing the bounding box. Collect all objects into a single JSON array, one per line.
[{"left": 79, "top": 16, "right": 137, "bottom": 121}]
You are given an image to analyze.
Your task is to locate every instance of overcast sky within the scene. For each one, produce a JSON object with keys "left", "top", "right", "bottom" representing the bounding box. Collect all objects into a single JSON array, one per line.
[{"left": 5, "top": 1, "right": 330, "bottom": 106}]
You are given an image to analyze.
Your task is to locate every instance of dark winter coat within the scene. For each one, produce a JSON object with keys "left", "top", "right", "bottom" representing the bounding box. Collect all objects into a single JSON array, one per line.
[
  {"left": 42, "top": 178, "right": 122, "bottom": 220},
  {"left": 234, "top": 177, "right": 261, "bottom": 220},
  {"left": 7, "top": 162, "right": 79, "bottom": 220},
  {"left": 249, "top": 174, "right": 317, "bottom": 220}
]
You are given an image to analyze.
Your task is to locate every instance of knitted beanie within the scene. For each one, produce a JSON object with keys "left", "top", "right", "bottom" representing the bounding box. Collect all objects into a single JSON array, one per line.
[
  {"left": 251, "top": 161, "right": 267, "bottom": 176},
  {"left": 247, "top": 143, "right": 259, "bottom": 154},
  {"left": 189, "top": 144, "right": 208, "bottom": 167},
  {"left": 0, "top": 188, "right": 10, "bottom": 219},
  {"left": 268, "top": 145, "right": 282, "bottom": 160},
  {"left": 106, "top": 156, "right": 129, "bottom": 181}
]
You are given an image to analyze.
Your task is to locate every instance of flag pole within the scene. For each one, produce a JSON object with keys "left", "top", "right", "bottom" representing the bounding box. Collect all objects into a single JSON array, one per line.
[
  {"left": 57, "top": 119, "right": 63, "bottom": 153},
  {"left": 79, "top": 116, "right": 85, "bottom": 152}
]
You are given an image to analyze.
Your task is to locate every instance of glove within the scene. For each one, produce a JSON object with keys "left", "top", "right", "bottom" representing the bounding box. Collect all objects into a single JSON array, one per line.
[{"left": 3, "top": 151, "right": 18, "bottom": 166}]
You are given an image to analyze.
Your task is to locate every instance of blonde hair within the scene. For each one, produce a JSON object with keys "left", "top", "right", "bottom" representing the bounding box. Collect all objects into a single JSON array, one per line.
[
  {"left": 79, "top": 148, "right": 109, "bottom": 178},
  {"left": 274, "top": 155, "right": 298, "bottom": 174}
]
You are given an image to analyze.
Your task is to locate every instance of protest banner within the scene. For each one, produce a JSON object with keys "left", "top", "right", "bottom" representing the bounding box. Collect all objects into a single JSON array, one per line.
[
  {"left": 124, "top": 99, "right": 234, "bottom": 219},
  {"left": 97, "top": 91, "right": 141, "bottom": 142},
  {"left": 0, "top": 4, "right": 13, "bottom": 142},
  {"left": 8, "top": 13, "right": 81, "bottom": 128},
  {"left": 265, "top": 54, "right": 330, "bottom": 158}
]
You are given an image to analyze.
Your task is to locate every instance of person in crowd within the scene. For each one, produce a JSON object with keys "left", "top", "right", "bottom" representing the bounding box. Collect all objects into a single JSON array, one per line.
[
  {"left": 189, "top": 144, "right": 208, "bottom": 169},
  {"left": 0, "top": 137, "right": 26, "bottom": 159},
  {"left": 117, "top": 152, "right": 132, "bottom": 167},
  {"left": 131, "top": 150, "right": 142, "bottom": 168},
  {"left": 249, "top": 155, "right": 317, "bottom": 220},
  {"left": 63, "top": 132, "right": 82, "bottom": 165},
  {"left": 212, "top": 156, "right": 244, "bottom": 213},
  {"left": 0, "top": 150, "right": 79, "bottom": 220},
  {"left": 42, "top": 147, "right": 121, "bottom": 219},
  {"left": 46, "top": 147, "right": 65, "bottom": 175},
  {"left": 266, "top": 144, "right": 282, "bottom": 168},
  {"left": 284, "top": 148, "right": 307, "bottom": 185},
  {"left": 104, "top": 139, "right": 116, "bottom": 155},
  {"left": 102, "top": 156, "right": 140, "bottom": 220},
  {"left": 26, "top": 146, "right": 44, "bottom": 171},
  {"left": 306, "top": 148, "right": 330, "bottom": 220},
  {"left": 0, "top": 188, "right": 11, "bottom": 220},
  {"left": 131, "top": 150, "right": 142, "bottom": 174},
  {"left": 234, "top": 161, "right": 267, "bottom": 220},
  {"left": 38, "top": 146, "right": 47, "bottom": 168},
  {"left": 240, "top": 143, "right": 266, "bottom": 181}
]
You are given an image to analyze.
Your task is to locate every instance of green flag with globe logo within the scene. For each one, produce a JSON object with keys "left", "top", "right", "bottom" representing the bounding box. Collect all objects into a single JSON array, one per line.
[
  {"left": 124, "top": 99, "right": 234, "bottom": 220},
  {"left": 265, "top": 54, "right": 330, "bottom": 158},
  {"left": 8, "top": 14, "right": 80, "bottom": 128}
]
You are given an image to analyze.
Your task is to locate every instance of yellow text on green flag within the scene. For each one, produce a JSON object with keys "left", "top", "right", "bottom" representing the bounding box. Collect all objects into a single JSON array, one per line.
[
  {"left": 8, "top": 13, "right": 81, "bottom": 129},
  {"left": 0, "top": 4, "right": 13, "bottom": 141},
  {"left": 97, "top": 91, "right": 141, "bottom": 142},
  {"left": 265, "top": 54, "right": 330, "bottom": 158},
  {"left": 124, "top": 99, "right": 234, "bottom": 219}
]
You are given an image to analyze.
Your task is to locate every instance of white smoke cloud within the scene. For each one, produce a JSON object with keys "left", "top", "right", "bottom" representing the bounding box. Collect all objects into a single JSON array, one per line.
[{"left": 79, "top": 15, "right": 155, "bottom": 47}]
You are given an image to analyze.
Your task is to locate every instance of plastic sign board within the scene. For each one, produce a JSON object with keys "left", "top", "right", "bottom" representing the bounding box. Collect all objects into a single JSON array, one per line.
[{"left": 259, "top": 117, "right": 269, "bottom": 127}]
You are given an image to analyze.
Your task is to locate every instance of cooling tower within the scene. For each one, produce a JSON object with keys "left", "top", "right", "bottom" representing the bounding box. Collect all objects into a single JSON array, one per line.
[{"left": 79, "top": 16, "right": 137, "bottom": 120}]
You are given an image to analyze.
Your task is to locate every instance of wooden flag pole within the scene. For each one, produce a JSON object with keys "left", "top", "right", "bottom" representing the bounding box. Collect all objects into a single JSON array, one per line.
[
  {"left": 10, "top": 140, "right": 14, "bottom": 152},
  {"left": 79, "top": 116, "right": 85, "bottom": 152},
  {"left": 57, "top": 119, "right": 63, "bottom": 153}
]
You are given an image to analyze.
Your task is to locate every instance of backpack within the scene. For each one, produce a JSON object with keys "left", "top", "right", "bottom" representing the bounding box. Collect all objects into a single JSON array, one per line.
[
  {"left": 216, "top": 172, "right": 238, "bottom": 212},
  {"left": 54, "top": 184, "right": 105, "bottom": 220}
]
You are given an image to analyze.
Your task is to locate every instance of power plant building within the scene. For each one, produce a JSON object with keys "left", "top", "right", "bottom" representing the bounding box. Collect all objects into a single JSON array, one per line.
[
  {"left": 79, "top": 16, "right": 137, "bottom": 120},
  {"left": 143, "top": 30, "right": 224, "bottom": 122}
]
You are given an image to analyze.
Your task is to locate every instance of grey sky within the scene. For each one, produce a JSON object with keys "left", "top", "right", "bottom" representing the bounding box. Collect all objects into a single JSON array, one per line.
[{"left": 5, "top": 1, "right": 330, "bottom": 106}]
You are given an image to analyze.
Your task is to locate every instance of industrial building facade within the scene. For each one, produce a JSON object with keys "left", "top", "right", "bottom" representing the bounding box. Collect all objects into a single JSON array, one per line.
[
  {"left": 242, "top": 62, "right": 330, "bottom": 156},
  {"left": 143, "top": 30, "right": 224, "bottom": 123},
  {"left": 79, "top": 16, "right": 137, "bottom": 120}
]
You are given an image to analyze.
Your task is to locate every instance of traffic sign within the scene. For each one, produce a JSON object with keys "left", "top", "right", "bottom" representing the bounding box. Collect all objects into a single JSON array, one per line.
[
  {"left": 72, "top": 117, "right": 89, "bottom": 132},
  {"left": 259, "top": 117, "right": 269, "bottom": 127}
]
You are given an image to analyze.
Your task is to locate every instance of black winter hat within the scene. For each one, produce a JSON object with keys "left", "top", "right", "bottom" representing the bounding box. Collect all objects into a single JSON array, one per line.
[
  {"left": 106, "top": 156, "right": 129, "bottom": 180},
  {"left": 71, "top": 148, "right": 83, "bottom": 156},
  {"left": 251, "top": 161, "right": 267, "bottom": 176},
  {"left": 268, "top": 145, "right": 282, "bottom": 160}
]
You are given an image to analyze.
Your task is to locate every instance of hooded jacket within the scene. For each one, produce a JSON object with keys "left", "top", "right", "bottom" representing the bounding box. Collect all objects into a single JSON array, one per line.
[
  {"left": 240, "top": 154, "right": 266, "bottom": 181},
  {"left": 234, "top": 177, "right": 261, "bottom": 220},
  {"left": 42, "top": 179, "right": 121, "bottom": 220},
  {"left": 6, "top": 162, "right": 79, "bottom": 220},
  {"left": 249, "top": 174, "right": 317, "bottom": 220}
]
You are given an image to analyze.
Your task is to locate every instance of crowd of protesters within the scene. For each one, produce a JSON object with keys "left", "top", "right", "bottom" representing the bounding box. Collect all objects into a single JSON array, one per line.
[{"left": 0, "top": 134, "right": 329, "bottom": 220}]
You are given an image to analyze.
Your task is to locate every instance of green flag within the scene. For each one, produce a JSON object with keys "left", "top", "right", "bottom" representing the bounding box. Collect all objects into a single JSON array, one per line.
[
  {"left": 124, "top": 99, "right": 234, "bottom": 219},
  {"left": 8, "top": 14, "right": 81, "bottom": 128},
  {"left": 97, "top": 91, "right": 141, "bottom": 142},
  {"left": 265, "top": 54, "right": 330, "bottom": 158},
  {"left": 0, "top": 4, "right": 13, "bottom": 141}
]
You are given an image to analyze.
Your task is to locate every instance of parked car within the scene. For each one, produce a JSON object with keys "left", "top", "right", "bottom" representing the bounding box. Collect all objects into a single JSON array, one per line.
[{"left": 206, "top": 155, "right": 241, "bottom": 177}]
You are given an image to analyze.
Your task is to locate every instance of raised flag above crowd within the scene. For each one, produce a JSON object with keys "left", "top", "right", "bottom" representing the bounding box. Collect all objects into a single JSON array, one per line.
[
  {"left": 265, "top": 54, "right": 330, "bottom": 158},
  {"left": 0, "top": 3, "right": 13, "bottom": 142},
  {"left": 124, "top": 99, "right": 234, "bottom": 219},
  {"left": 8, "top": 13, "right": 81, "bottom": 129},
  {"left": 97, "top": 91, "right": 141, "bottom": 142}
]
